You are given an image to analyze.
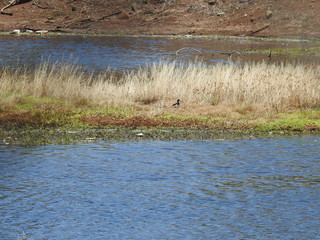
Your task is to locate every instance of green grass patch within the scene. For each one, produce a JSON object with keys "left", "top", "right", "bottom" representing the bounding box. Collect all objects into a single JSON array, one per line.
[
  {"left": 156, "top": 113, "right": 226, "bottom": 128},
  {"left": 255, "top": 110, "right": 320, "bottom": 132},
  {"left": 15, "top": 96, "right": 59, "bottom": 111}
]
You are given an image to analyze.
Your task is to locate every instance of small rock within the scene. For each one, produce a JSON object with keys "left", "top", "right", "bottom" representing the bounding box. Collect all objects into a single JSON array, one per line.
[
  {"left": 35, "top": 30, "right": 49, "bottom": 34},
  {"left": 11, "top": 29, "right": 21, "bottom": 34},
  {"left": 265, "top": 10, "right": 273, "bottom": 19},
  {"left": 131, "top": 3, "right": 140, "bottom": 12},
  {"left": 207, "top": 0, "right": 218, "bottom": 5}
]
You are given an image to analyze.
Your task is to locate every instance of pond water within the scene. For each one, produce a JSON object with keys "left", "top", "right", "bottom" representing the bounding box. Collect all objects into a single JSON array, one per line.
[
  {"left": 0, "top": 35, "right": 319, "bottom": 72},
  {"left": 1, "top": 136, "right": 319, "bottom": 240},
  {"left": 1, "top": 35, "right": 320, "bottom": 239}
]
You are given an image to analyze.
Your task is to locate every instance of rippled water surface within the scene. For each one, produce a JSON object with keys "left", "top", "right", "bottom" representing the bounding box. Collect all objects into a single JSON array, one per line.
[
  {"left": 1, "top": 136, "right": 319, "bottom": 239},
  {"left": 0, "top": 35, "right": 319, "bottom": 72}
]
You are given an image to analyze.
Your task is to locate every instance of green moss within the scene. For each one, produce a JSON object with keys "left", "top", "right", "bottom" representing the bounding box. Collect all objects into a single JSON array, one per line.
[
  {"left": 92, "top": 106, "right": 133, "bottom": 118},
  {"left": 255, "top": 110, "right": 320, "bottom": 132},
  {"left": 14, "top": 96, "right": 60, "bottom": 111},
  {"left": 69, "top": 106, "right": 133, "bottom": 121}
]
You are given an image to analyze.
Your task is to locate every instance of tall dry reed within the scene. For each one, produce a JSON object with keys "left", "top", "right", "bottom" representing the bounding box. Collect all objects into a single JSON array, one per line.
[{"left": 0, "top": 61, "right": 319, "bottom": 112}]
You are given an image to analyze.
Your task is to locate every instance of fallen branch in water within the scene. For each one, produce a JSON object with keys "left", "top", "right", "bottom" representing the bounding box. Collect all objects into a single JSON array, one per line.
[
  {"left": 218, "top": 51, "right": 242, "bottom": 57},
  {"left": 176, "top": 48, "right": 202, "bottom": 56}
]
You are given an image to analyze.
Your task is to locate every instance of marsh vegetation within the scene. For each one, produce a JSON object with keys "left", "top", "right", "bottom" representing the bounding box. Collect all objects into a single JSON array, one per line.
[
  {"left": 1, "top": 61, "right": 320, "bottom": 109},
  {"left": 0, "top": 61, "right": 319, "bottom": 132}
]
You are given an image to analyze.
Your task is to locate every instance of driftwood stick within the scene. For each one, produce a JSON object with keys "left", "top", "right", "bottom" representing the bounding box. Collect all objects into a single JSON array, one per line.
[
  {"left": 98, "top": 11, "right": 122, "bottom": 21},
  {"left": 1, "top": 0, "right": 15, "bottom": 15},
  {"left": 249, "top": 25, "right": 270, "bottom": 36},
  {"left": 0, "top": 11, "right": 12, "bottom": 15},
  {"left": 176, "top": 48, "right": 202, "bottom": 56},
  {"left": 1, "top": 0, "right": 32, "bottom": 15}
]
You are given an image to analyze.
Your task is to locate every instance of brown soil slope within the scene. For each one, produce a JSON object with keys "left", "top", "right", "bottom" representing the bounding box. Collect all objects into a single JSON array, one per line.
[{"left": 0, "top": 0, "right": 319, "bottom": 38}]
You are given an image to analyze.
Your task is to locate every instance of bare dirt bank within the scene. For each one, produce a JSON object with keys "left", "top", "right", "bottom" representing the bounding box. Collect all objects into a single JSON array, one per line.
[{"left": 0, "top": 0, "right": 319, "bottom": 39}]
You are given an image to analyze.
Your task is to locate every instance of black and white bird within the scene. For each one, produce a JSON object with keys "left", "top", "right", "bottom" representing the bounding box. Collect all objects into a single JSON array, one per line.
[{"left": 172, "top": 99, "right": 180, "bottom": 107}]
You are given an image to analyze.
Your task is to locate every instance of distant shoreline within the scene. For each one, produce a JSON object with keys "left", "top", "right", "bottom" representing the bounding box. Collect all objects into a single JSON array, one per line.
[{"left": 0, "top": 31, "right": 319, "bottom": 42}]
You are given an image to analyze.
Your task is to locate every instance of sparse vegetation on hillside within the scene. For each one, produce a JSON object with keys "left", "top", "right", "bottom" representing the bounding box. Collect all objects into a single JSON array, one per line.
[{"left": 0, "top": 0, "right": 319, "bottom": 37}]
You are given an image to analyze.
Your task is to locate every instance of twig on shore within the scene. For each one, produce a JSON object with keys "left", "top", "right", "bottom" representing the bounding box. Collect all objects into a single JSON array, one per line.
[
  {"left": 249, "top": 25, "right": 270, "bottom": 36},
  {"left": 98, "top": 11, "right": 122, "bottom": 21}
]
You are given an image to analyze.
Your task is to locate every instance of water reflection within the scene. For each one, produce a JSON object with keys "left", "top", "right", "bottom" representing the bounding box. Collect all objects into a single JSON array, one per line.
[
  {"left": 0, "top": 35, "right": 319, "bottom": 72},
  {"left": 1, "top": 136, "right": 319, "bottom": 239}
]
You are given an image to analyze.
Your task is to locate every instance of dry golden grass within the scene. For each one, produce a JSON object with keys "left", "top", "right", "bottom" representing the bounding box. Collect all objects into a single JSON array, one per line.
[{"left": 0, "top": 61, "right": 319, "bottom": 115}]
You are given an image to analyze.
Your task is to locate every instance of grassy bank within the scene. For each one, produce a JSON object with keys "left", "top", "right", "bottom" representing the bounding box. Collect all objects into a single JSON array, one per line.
[
  {"left": 1, "top": 61, "right": 320, "bottom": 143},
  {"left": 247, "top": 46, "right": 320, "bottom": 57}
]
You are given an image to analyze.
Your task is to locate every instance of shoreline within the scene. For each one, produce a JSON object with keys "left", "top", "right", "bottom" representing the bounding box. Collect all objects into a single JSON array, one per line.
[
  {"left": 1, "top": 31, "right": 320, "bottom": 43},
  {"left": 1, "top": 127, "right": 320, "bottom": 146}
]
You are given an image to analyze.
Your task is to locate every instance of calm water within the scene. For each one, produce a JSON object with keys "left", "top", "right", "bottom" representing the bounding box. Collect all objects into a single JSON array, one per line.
[
  {"left": 1, "top": 136, "right": 319, "bottom": 240},
  {"left": 0, "top": 35, "right": 319, "bottom": 72}
]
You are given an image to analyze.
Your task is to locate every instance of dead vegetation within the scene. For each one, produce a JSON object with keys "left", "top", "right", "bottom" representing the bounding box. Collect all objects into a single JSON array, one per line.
[{"left": 1, "top": 61, "right": 319, "bottom": 116}]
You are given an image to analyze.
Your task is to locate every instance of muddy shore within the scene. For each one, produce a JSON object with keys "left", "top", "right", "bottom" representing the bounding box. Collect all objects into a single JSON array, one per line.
[
  {"left": 1, "top": 127, "right": 319, "bottom": 146},
  {"left": 0, "top": 0, "right": 319, "bottom": 39}
]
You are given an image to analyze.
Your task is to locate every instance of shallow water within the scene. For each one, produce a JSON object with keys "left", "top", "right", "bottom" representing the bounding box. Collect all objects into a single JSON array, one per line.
[
  {"left": 1, "top": 136, "right": 319, "bottom": 239},
  {"left": 0, "top": 35, "right": 319, "bottom": 72}
]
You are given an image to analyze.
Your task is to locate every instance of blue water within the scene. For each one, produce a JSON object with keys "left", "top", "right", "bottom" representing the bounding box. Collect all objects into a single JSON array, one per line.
[
  {"left": 0, "top": 35, "right": 319, "bottom": 72},
  {"left": 1, "top": 136, "right": 319, "bottom": 239}
]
